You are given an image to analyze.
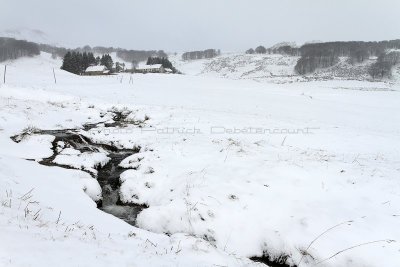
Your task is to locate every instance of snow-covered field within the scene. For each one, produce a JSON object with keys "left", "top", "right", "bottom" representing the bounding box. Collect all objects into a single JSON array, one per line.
[{"left": 0, "top": 53, "right": 399, "bottom": 266}]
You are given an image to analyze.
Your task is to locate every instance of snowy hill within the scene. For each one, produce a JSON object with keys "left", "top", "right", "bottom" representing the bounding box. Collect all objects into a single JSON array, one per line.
[
  {"left": 170, "top": 53, "right": 298, "bottom": 81},
  {"left": 0, "top": 28, "right": 55, "bottom": 45},
  {"left": 171, "top": 52, "right": 399, "bottom": 85}
]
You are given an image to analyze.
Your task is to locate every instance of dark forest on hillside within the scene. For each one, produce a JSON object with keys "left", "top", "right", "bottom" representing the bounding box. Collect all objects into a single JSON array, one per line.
[
  {"left": 0, "top": 37, "right": 40, "bottom": 62},
  {"left": 245, "top": 40, "right": 400, "bottom": 77},
  {"left": 294, "top": 40, "right": 400, "bottom": 75}
]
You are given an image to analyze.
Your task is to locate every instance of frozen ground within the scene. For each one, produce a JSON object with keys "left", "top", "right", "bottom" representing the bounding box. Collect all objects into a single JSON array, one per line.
[{"left": 0, "top": 53, "right": 399, "bottom": 266}]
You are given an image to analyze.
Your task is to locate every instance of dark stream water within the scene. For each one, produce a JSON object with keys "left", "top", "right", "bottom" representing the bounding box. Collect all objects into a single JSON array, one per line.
[
  {"left": 40, "top": 129, "right": 143, "bottom": 225},
  {"left": 11, "top": 113, "right": 146, "bottom": 226}
]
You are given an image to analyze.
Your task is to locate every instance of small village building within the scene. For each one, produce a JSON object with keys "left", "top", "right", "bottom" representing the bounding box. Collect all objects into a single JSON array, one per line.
[
  {"left": 164, "top": 68, "right": 173, "bottom": 73},
  {"left": 135, "top": 64, "right": 165, "bottom": 74},
  {"left": 85, "top": 65, "right": 110, "bottom": 76}
]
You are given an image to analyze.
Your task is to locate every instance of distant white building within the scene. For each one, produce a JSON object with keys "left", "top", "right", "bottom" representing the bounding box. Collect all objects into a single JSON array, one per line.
[
  {"left": 135, "top": 64, "right": 165, "bottom": 74},
  {"left": 164, "top": 68, "right": 173, "bottom": 73},
  {"left": 85, "top": 65, "right": 110, "bottom": 76}
]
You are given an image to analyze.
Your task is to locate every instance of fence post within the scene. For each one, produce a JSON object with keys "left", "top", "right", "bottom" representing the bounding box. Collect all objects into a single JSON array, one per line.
[
  {"left": 53, "top": 68, "right": 57, "bottom": 84},
  {"left": 3, "top": 65, "right": 6, "bottom": 84}
]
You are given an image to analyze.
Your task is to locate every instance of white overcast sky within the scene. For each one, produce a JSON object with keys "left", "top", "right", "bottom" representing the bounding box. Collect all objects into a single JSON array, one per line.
[{"left": 1, "top": 0, "right": 399, "bottom": 51}]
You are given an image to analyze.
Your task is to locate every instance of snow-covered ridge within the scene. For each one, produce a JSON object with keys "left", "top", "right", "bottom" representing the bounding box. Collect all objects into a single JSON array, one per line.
[{"left": 0, "top": 28, "right": 57, "bottom": 45}]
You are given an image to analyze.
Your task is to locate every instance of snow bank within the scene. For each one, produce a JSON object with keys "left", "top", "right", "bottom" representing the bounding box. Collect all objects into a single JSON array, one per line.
[{"left": 54, "top": 151, "right": 110, "bottom": 175}]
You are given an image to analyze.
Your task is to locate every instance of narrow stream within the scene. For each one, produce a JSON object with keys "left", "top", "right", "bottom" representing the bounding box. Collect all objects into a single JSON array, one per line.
[
  {"left": 11, "top": 112, "right": 147, "bottom": 226},
  {"left": 96, "top": 149, "right": 145, "bottom": 225},
  {"left": 10, "top": 113, "right": 296, "bottom": 266}
]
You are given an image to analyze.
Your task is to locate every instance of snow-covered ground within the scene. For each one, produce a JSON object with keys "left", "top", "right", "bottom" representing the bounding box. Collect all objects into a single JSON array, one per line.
[
  {"left": 0, "top": 52, "right": 399, "bottom": 266},
  {"left": 170, "top": 52, "right": 399, "bottom": 86}
]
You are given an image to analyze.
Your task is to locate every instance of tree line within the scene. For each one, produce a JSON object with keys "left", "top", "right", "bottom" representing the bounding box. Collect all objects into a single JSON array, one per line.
[
  {"left": 295, "top": 40, "right": 400, "bottom": 75},
  {"left": 246, "top": 45, "right": 299, "bottom": 55},
  {"left": 49, "top": 44, "right": 167, "bottom": 72},
  {"left": 61, "top": 52, "right": 114, "bottom": 75},
  {"left": 182, "top": 49, "right": 220, "bottom": 60},
  {"left": 294, "top": 48, "right": 338, "bottom": 74},
  {"left": 246, "top": 46, "right": 267, "bottom": 54},
  {"left": 0, "top": 37, "right": 170, "bottom": 66},
  {"left": 368, "top": 51, "right": 400, "bottom": 79},
  {"left": 69, "top": 45, "right": 168, "bottom": 63},
  {"left": 0, "top": 37, "right": 40, "bottom": 62}
]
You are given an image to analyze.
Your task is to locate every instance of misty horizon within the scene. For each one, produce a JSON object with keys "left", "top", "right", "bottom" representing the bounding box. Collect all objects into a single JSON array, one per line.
[{"left": 1, "top": 0, "right": 399, "bottom": 51}]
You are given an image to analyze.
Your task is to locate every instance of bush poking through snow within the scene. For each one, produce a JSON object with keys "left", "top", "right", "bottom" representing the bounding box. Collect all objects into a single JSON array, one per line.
[{"left": 11, "top": 125, "right": 40, "bottom": 143}]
